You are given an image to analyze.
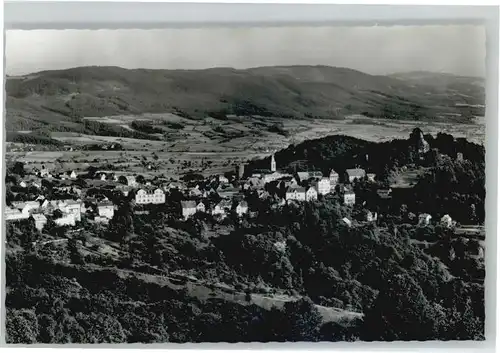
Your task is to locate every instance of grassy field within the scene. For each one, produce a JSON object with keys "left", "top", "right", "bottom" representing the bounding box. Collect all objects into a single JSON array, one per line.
[{"left": 6, "top": 114, "right": 484, "bottom": 179}]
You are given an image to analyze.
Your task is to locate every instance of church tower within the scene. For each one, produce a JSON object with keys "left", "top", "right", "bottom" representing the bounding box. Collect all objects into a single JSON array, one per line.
[{"left": 271, "top": 154, "right": 276, "bottom": 172}]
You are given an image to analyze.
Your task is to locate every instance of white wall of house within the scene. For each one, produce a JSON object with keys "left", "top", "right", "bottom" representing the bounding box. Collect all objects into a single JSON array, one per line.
[
  {"left": 55, "top": 214, "right": 76, "bottom": 226},
  {"left": 98, "top": 206, "right": 114, "bottom": 219},
  {"left": 182, "top": 207, "right": 197, "bottom": 219},
  {"left": 286, "top": 190, "right": 306, "bottom": 201},
  {"left": 306, "top": 188, "right": 318, "bottom": 201},
  {"left": 317, "top": 178, "right": 331, "bottom": 195},
  {"left": 236, "top": 204, "right": 248, "bottom": 216},
  {"left": 344, "top": 193, "right": 356, "bottom": 205}
]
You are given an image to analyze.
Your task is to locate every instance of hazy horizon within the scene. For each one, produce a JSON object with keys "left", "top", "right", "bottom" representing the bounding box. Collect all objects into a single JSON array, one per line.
[
  {"left": 6, "top": 25, "right": 486, "bottom": 77},
  {"left": 5, "top": 64, "right": 486, "bottom": 80}
]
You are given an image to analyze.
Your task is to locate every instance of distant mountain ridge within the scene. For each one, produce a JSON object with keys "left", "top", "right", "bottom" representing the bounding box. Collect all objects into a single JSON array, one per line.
[{"left": 5, "top": 65, "right": 485, "bottom": 134}]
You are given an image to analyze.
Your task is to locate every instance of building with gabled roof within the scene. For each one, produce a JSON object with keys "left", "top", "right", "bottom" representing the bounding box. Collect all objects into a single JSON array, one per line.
[
  {"left": 236, "top": 201, "right": 249, "bottom": 217},
  {"left": 97, "top": 202, "right": 114, "bottom": 220},
  {"left": 181, "top": 200, "right": 197, "bottom": 219},
  {"left": 345, "top": 168, "right": 366, "bottom": 183},
  {"left": 315, "top": 177, "right": 331, "bottom": 195},
  {"left": 286, "top": 186, "right": 306, "bottom": 202},
  {"left": 329, "top": 169, "right": 339, "bottom": 185},
  {"left": 305, "top": 186, "right": 318, "bottom": 201},
  {"left": 31, "top": 213, "right": 47, "bottom": 231}
]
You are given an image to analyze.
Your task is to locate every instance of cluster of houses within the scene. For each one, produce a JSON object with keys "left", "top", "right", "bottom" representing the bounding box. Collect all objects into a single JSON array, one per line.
[
  {"left": 5, "top": 152, "right": 458, "bottom": 233},
  {"left": 4, "top": 197, "right": 117, "bottom": 231},
  {"left": 178, "top": 155, "right": 371, "bottom": 219}
]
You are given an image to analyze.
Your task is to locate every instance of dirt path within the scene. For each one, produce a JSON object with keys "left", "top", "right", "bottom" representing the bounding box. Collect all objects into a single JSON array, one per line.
[{"left": 73, "top": 262, "right": 363, "bottom": 323}]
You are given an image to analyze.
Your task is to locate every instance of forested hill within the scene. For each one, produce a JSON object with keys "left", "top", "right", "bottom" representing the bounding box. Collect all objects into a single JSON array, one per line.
[
  {"left": 248, "top": 130, "right": 485, "bottom": 224},
  {"left": 5, "top": 65, "right": 484, "bottom": 132},
  {"left": 248, "top": 130, "right": 485, "bottom": 178}
]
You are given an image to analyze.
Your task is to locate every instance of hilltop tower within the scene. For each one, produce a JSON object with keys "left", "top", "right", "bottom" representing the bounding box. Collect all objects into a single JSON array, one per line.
[{"left": 271, "top": 154, "right": 276, "bottom": 172}]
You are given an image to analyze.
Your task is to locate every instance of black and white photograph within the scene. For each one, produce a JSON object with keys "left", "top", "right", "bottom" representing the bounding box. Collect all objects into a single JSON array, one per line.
[{"left": 3, "top": 20, "right": 487, "bottom": 343}]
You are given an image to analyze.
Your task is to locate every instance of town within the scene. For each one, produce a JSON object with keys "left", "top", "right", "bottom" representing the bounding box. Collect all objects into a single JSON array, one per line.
[{"left": 5, "top": 140, "right": 464, "bottom": 234}]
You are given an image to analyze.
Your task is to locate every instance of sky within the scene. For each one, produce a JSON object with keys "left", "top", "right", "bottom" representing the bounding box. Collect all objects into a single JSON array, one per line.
[{"left": 5, "top": 25, "right": 486, "bottom": 77}]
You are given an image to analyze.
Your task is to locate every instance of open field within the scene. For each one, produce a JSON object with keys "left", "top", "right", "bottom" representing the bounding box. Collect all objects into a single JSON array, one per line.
[
  {"left": 50, "top": 114, "right": 486, "bottom": 150},
  {"left": 6, "top": 114, "right": 484, "bottom": 179}
]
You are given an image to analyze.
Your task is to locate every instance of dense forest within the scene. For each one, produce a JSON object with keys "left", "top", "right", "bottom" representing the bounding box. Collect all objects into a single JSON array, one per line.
[{"left": 4, "top": 130, "right": 485, "bottom": 343}]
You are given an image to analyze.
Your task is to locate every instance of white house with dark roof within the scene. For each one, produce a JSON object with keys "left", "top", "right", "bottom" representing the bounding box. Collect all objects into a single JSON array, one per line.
[
  {"left": 286, "top": 186, "right": 306, "bottom": 202},
  {"left": 181, "top": 201, "right": 197, "bottom": 219},
  {"left": 196, "top": 201, "right": 206, "bottom": 213},
  {"left": 329, "top": 169, "right": 339, "bottom": 185},
  {"left": 305, "top": 186, "right": 318, "bottom": 201},
  {"left": 236, "top": 201, "right": 249, "bottom": 217}
]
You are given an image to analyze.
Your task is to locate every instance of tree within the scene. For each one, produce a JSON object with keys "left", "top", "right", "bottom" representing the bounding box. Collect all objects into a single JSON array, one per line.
[
  {"left": 280, "top": 298, "right": 323, "bottom": 341},
  {"left": 10, "top": 161, "right": 26, "bottom": 177},
  {"left": 360, "top": 272, "right": 446, "bottom": 341},
  {"left": 68, "top": 238, "right": 84, "bottom": 265},
  {"left": 136, "top": 175, "right": 146, "bottom": 184},
  {"left": 5, "top": 308, "right": 39, "bottom": 343}
]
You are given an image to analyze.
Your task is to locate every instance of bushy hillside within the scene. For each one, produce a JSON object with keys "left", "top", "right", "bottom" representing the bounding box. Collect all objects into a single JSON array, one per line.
[{"left": 5, "top": 66, "right": 485, "bottom": 133}]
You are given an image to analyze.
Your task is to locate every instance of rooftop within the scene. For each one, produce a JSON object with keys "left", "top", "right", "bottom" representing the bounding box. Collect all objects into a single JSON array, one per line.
[
  {"left": 346, "top": 168, "right": 366, "bottom": 177},
  {"left": 181, "top": 200, "right": 197, "bottom": 208}
]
